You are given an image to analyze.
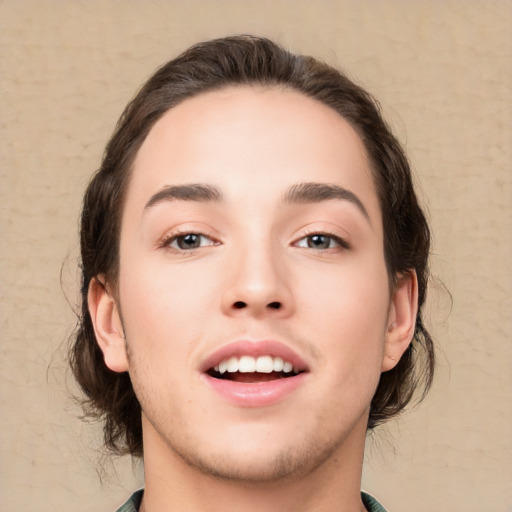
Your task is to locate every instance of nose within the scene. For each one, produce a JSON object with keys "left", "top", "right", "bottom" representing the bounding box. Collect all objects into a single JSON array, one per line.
[{"left": 221, "top": 243, "right": 295, "bottom": 319}]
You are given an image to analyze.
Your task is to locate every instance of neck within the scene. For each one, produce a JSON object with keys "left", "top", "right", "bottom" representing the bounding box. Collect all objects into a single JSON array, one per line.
[{"left": 139, "top": 417, "right": 368, "bottom": 512}]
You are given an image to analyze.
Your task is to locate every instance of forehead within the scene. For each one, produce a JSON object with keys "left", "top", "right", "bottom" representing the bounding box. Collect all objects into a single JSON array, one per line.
[{"left": 128, "top": 86, "right": 379, "bottom": 215}]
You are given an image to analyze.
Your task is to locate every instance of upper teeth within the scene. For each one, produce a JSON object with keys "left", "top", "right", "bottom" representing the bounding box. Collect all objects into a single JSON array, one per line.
[{"left": 214, "top": 355, "right": 297, "bottom": 374}]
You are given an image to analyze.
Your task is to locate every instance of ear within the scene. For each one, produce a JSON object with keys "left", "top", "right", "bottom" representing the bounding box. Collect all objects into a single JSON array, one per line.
[
  {"left": 88, "top": 276, "right": 129, "bottom": 373},
  {"left": 382, "top": 270, "right": 419, "bottom": 372}
]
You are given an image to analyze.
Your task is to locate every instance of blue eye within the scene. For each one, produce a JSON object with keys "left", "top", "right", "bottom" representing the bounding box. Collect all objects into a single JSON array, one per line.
[
  {"left": 295, "top": 234, "right": 347, "bottom": 250},
  {"left": 167, "top": 233, "right": 216, "bottom": 250}
]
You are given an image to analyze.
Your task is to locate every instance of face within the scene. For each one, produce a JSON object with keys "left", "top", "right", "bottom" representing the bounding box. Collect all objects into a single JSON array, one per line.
[{"left": 93, "top": 87, "right": 415, "bottom": 482}]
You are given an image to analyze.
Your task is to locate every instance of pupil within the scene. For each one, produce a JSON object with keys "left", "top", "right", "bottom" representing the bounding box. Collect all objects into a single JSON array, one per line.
[
  {"left": 308, "top": 234, "right": 329, "bottom": 249},
  {"left": 179, "top": 234, "right": 200, "bottom": 249}
]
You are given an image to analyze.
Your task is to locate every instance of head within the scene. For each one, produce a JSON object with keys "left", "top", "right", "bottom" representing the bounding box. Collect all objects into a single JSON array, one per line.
[{"left": 70, "top": 35, "right": 434, "bottom": 460}]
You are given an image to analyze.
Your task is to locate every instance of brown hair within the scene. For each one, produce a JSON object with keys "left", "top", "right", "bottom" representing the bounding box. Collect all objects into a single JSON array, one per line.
[{"left": 70, "top": 35, "right": 435, "bottom": 457}]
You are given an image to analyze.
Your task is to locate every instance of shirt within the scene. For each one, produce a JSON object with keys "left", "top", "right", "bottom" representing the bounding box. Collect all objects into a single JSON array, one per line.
[{"left": 115, "top": 489, "right": 387, "bottom": 511}]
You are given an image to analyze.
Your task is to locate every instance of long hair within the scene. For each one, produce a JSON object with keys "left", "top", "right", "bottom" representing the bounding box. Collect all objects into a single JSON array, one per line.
[{"left": 70, "top": 35, "right": 434, "bottom": 456}]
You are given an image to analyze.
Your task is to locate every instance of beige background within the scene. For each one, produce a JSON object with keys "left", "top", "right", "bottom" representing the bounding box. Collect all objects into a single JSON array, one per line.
[{"left": 1, "top": 1, "right": 511, "bottom": 511}]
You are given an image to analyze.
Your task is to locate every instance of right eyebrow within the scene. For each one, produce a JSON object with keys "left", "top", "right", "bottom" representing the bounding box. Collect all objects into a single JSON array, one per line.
[
  {"left": 144, "top": 183, "right": 223, "bottom": 210},
  {"left": 283, "top": 182, "right": 371, "bottom": 223}
]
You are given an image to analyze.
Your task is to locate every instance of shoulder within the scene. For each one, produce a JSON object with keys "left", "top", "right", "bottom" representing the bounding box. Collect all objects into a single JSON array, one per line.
[
  {"left": 361, "top": 491, "right": 388, "bottom": 512},
  {"left": 115, "top": 489, "right": 144, "bottom": 512}
]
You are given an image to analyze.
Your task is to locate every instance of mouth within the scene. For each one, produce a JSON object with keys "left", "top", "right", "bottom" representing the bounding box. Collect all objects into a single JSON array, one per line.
[
  {"left": 201, "top": 340, "right": 309, "bottom": 406},
  {"left": 207, "top": 355, "right": 303, "bottom": 383}
]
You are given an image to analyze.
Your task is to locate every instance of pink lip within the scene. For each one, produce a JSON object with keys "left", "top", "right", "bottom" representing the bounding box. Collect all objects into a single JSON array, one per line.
[
  {"left": 200, "top": 340, "right": 309, "bottom": 373},
  {"left": 203, "top": 372, "right": 307, "bottom": 407},
  {"left": 200, "top": 340, "right": 310, "bottom": 407}
]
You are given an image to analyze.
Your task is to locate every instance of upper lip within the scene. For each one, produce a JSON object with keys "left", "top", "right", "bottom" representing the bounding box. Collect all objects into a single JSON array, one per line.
[{"left": 200, "top": 340, "right": 310, "bottom": 374}]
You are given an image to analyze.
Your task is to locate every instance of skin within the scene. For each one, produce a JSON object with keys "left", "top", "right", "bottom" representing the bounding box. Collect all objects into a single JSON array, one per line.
[{"left": 89, "top": 87, "right": 417, "bottom": 512}]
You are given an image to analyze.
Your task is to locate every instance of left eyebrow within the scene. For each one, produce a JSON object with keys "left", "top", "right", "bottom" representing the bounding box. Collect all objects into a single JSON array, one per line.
[
  {"left": 283, "top": 182, "right": 371, "bottom": 223},
  {"left": 144, "top": 183, "right": 223, "bottom": 210}
]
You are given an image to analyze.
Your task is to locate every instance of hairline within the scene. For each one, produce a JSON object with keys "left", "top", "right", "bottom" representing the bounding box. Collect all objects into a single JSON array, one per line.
[{"left": 107, "top": 84, "right": 395, "bottom": 292}]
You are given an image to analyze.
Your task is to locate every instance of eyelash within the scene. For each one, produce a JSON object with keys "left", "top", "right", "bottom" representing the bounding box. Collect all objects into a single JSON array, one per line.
[
  {"left": 160, "top": 231, "right": 219, "bottom": 252},
  {"left": 159, "top": 230, "right": 350, "bottom": 253},
  {"left": 293, "top": 231, "right": 351, "bottom": 251}
]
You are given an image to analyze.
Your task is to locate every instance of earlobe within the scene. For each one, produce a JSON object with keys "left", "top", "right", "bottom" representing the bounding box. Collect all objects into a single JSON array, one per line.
[
  {"left": 382, "top": 271, "right": 419, "bottom": 372},
  {"left": 88, "top": 276, "right": 129, "bottom": 373}
]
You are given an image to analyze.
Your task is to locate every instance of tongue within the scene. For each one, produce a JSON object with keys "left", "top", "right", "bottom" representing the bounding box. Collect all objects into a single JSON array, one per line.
[{"left": 228, "top": 372, "right": 286, "bottom": 383}]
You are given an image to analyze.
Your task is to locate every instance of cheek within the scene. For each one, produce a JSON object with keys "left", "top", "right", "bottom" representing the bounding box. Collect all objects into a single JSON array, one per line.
[
  {"left": 118, "top": 258, "right": 220, "bottom": 361},
  {"left": 298, "top": 255, "right": 390, "bottom": 326},
  {"left": 296, "top": 259, "right": 390, "bottom": 375},
  {"left": 118, "top": 266, "right": 211, "bottom": 416}
]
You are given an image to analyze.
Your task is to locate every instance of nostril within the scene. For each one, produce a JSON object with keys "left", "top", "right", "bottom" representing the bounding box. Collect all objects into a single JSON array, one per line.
[
  {"left": 233, "top": 301, "right": 247, "bottom": 309},
  {"left": 267, "top": 301, "right": 281, "bottom": 310}
]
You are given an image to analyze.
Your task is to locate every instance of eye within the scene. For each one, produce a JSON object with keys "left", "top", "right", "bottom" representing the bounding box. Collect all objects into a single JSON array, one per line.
[
  {"left": 294, "top": 233, "right": 348, "bottom": 250},
  {"left": 165, "top": 233, "right": 217, "bottom": 250}
]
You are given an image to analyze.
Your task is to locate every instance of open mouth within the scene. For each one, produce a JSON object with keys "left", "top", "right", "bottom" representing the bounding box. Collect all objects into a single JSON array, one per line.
[
  {"left": 202, "top": 347, "right": 308, "bottom": 405},
  {"left": 206, "top": 355, "right": 304, "bottom": 383}
]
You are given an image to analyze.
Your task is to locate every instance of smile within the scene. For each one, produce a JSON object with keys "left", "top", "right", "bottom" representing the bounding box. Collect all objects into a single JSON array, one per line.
[
  {"left": 212, "top": 355, "right": 300, "bottom": 378},
  {"left": 201, "top": 340, "right": 309, "bottom": 406}
]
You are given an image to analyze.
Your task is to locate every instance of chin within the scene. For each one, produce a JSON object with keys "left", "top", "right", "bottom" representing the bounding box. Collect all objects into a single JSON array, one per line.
[
  {"left": 177, "top": 449, "right": 309, "bottom": 483},
  {"left": 168, "top": 430, "right": 347, "bottom": 484}
]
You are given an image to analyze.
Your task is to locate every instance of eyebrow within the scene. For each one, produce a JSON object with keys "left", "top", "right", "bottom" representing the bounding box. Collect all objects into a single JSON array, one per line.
[
  {"left": 283, "top": 182, "right": 370, "bottom": 222},
  {"left": 144, "top": 181, "right": 370, "bottom": 223},
  {"left": 144, "top": 183, "right": 223, "bottom": 209}
]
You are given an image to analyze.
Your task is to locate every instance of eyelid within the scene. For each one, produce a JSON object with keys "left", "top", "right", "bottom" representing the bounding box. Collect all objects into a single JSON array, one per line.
[
  {"left": 168, "top": 233, "right": 217, "bottom": 250},
  {"left": 292, "top": 228, "right": 351, "bottom": 251},
  {"left": 158, "top": 226, "right": 221, "bottom": 251}
]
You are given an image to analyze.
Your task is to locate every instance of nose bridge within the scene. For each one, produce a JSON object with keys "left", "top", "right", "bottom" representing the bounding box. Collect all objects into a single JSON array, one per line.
[{"left": 222, "top": 230, "right": 293, "bottom": 316}]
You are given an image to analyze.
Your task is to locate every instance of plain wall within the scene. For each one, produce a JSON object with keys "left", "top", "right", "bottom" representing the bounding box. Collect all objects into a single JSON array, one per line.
[{"left": 1, "top": 1, "right": 511, "bottom": 511}]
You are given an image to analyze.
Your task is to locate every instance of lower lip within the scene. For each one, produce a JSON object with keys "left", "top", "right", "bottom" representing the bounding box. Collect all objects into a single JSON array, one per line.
[{"left": 203, "top": 373, "right": 307, "bottom": 407}]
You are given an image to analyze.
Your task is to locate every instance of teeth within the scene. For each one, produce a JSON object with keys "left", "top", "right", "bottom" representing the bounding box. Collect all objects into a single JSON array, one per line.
[
  {"left": 226, "top": 356, "right": 239, "bottom": 372},
  {"left": 255, "top": 355, "right": 273, "bottom": 373},
  {"left": 213, "top": 355, "right": 299, "bottom": 375},
  {"left": 283, "top": 361, "right": 293, "bottom": 373},
  {"left": 239, "top": 355, "right": 256, "bottom": 373},
  {"left": 273, "top": 357, "right": 284, "bottom": 372}
]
